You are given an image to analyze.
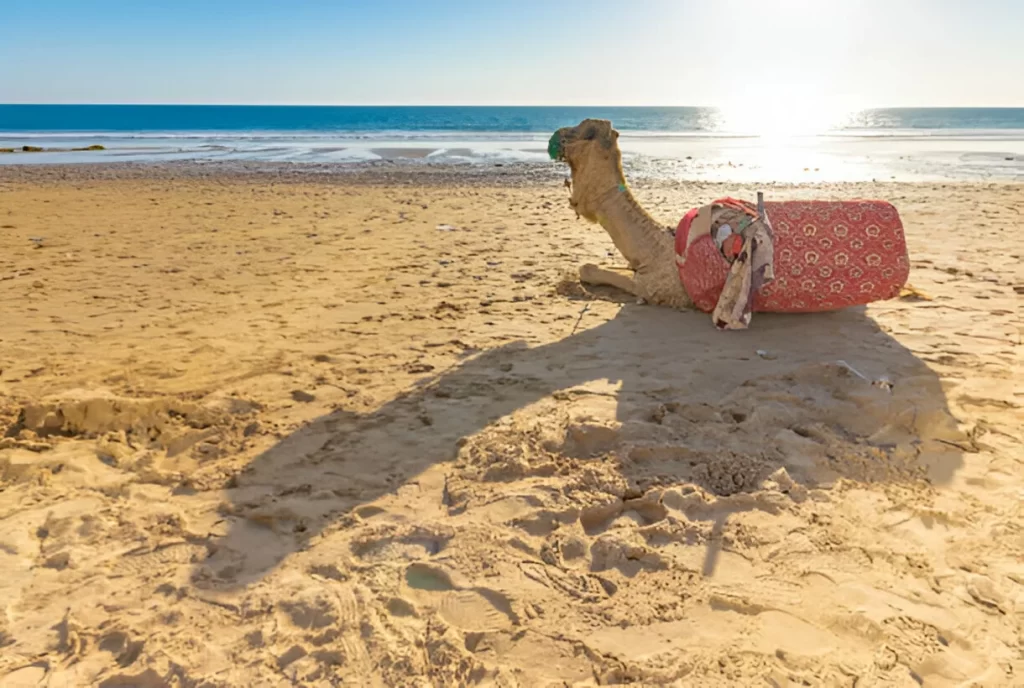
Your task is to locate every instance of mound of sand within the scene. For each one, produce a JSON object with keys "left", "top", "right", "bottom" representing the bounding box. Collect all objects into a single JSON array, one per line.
[{"left": 3, "top": 389, "right": 264, "bottom": 489}]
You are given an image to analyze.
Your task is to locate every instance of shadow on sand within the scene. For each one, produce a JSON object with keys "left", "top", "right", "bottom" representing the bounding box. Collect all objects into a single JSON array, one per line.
[{"left": 192, "top": 300, "right": 969, "bottom": 590}]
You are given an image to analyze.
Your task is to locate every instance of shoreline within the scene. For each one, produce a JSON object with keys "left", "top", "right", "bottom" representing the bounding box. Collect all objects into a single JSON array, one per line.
[
  {"left": 3, "top": 158, "right": 1024, "bottom": 189},
  {"left": 2, "top": 131, "right": 1023, "bottom": 183}
]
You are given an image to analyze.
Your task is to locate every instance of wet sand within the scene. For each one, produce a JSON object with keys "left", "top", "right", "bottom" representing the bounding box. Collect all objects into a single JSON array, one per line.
[
  {"left": 369, "top": 147, "right": 438, "bottom": 159},
  {"left": 0, "top": 163, "right": 1021, "bottom": 686}
]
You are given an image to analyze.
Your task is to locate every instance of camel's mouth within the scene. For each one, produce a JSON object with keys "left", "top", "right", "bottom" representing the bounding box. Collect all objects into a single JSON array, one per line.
[
  {"left": 547, "top": 129, "right": 568, "bottom": 162},
  {"left": 548, "top": 120, "right": 617, "bottom": 166},
  {"left": 547, "top": 125, "right": 590, "bottom": 163}
]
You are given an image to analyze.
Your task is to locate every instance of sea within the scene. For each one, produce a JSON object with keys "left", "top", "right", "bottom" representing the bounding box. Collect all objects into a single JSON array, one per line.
[{"left": 2, "top": 105, "right": 1023, "bottom": 182}]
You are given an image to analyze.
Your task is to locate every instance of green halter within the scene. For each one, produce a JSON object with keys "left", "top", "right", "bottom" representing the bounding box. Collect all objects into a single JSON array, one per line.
[{"left": 547, "top": 131, "right": 562, "bottom": 160}]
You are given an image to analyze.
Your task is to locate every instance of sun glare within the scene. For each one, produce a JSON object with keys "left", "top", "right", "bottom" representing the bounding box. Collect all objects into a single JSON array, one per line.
[{"left": 717, "top": 97, "right": 852, "bottom": 139}]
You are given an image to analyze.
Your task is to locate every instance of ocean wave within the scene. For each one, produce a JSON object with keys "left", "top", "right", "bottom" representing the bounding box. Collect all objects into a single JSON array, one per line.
[
  {"left": 2, "top": 131, "right": 1020, "bottom": 182},
  {"left": 5, "top": 128, "right": 1024, "bottom": 144}
]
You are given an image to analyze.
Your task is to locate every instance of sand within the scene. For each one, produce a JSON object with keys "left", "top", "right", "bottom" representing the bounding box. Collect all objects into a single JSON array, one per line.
[{"left": 0, "top": 164, "right": 1021, "bottom": 687}]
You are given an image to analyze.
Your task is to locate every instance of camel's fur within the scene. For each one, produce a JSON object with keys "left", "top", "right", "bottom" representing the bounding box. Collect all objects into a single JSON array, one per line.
[{"left": 551, "top": 118, "right": 694, "bottom": 309}]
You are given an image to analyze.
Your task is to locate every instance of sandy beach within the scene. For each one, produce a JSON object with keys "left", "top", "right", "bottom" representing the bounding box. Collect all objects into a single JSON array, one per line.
[{"left": 0, "top": 163, "right": 1021, "bottom": 686}]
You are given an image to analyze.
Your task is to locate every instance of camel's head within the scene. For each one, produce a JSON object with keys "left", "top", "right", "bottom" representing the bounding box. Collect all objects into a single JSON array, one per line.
[{"left": 548, "top": 118, "right": 626, "bottom": 222}]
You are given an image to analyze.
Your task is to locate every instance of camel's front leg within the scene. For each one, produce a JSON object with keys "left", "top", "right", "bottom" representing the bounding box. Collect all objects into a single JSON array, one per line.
[{"left": 579, "top": 263, "right": 638, "bottom": 296}]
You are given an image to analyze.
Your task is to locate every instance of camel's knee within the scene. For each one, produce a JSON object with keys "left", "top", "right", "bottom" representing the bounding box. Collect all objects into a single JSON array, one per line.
[
  {"left": 578, "top": 263, "right": 638, "bottom": 295},
  {"left": 579, "top": 263, "right": 601, "bottom": 284}
]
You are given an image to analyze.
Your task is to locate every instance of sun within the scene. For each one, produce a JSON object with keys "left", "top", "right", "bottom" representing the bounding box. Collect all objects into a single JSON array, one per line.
[{"left": 702, "top": 0, "right": 864, "bottom": 139}]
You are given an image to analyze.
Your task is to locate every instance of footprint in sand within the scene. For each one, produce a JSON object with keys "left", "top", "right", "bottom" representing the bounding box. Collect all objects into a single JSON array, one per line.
[
  {"left": 352, "top": 533, "right": 448, "bottom": 563},
  {"left": 277, "top": 585, "right": 360, "bottom": 632},
  {"left": 264, "top": 572, "right": 363, "bottom": 638},
  {"left": 404, "top": 562, "right": 455, "bottom": 592},
  {"left": 438, "top": 590, "right": 514, "bottom": 632},
  {"left": 402, "top": 562, "right": 514, "bottom": 632},
  {"left": 519, "top": 561, "right": 611, "bottom": 602},
  {"left": 112, "top": 542, "right": 207, "bottom": 577}
]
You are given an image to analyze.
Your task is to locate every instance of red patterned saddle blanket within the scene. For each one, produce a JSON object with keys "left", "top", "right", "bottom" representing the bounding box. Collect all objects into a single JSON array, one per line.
[{"left": 674, "top": 198, "right": 910, "bottom": 314}]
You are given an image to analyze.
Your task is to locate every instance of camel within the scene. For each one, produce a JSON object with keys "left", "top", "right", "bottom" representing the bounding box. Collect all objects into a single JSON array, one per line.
[
  {"left": 548, "top": 118, "right": 695, "bottom": 310},
  {"left": 547, "top": 118, "right": 911, "bottom": 325}
]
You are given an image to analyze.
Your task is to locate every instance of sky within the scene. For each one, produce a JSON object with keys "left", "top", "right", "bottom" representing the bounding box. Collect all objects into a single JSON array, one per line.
[{"left": 2, "top": 0, "right": 1023, "bottom": 107}]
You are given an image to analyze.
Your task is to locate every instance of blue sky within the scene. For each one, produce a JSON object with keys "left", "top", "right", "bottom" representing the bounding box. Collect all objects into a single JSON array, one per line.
[{"left": 2, "top": 0, "right": 1023, "bottom": 106}]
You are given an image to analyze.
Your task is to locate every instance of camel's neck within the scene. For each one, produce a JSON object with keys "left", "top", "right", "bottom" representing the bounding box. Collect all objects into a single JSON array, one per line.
[{"left": 593, "top": 186, "right": 674, "bottom": 271}]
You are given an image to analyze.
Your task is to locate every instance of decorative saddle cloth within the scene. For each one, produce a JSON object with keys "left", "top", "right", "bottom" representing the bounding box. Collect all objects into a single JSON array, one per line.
[{"left": 675, "top": 197, "right": 910, "bottom": 325}]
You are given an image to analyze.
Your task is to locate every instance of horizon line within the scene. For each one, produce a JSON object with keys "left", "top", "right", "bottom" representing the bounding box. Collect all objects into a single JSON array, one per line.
[{"left": 4, "top": 103, "right": 1024, "bottom": 110}]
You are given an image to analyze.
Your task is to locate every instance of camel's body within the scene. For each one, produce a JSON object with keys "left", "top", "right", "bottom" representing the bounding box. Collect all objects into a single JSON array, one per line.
[
  {"left": 550, "top": 119, "right": 911, "bottom": 320},
  {"left": 549, "top": 118, "right": 695, "bottom": 309}
]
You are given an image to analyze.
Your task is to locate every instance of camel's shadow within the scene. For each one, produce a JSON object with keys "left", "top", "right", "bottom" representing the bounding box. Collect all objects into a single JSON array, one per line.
[{"left": 192, "top": 301, "right": 968, "bottom": 590}]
